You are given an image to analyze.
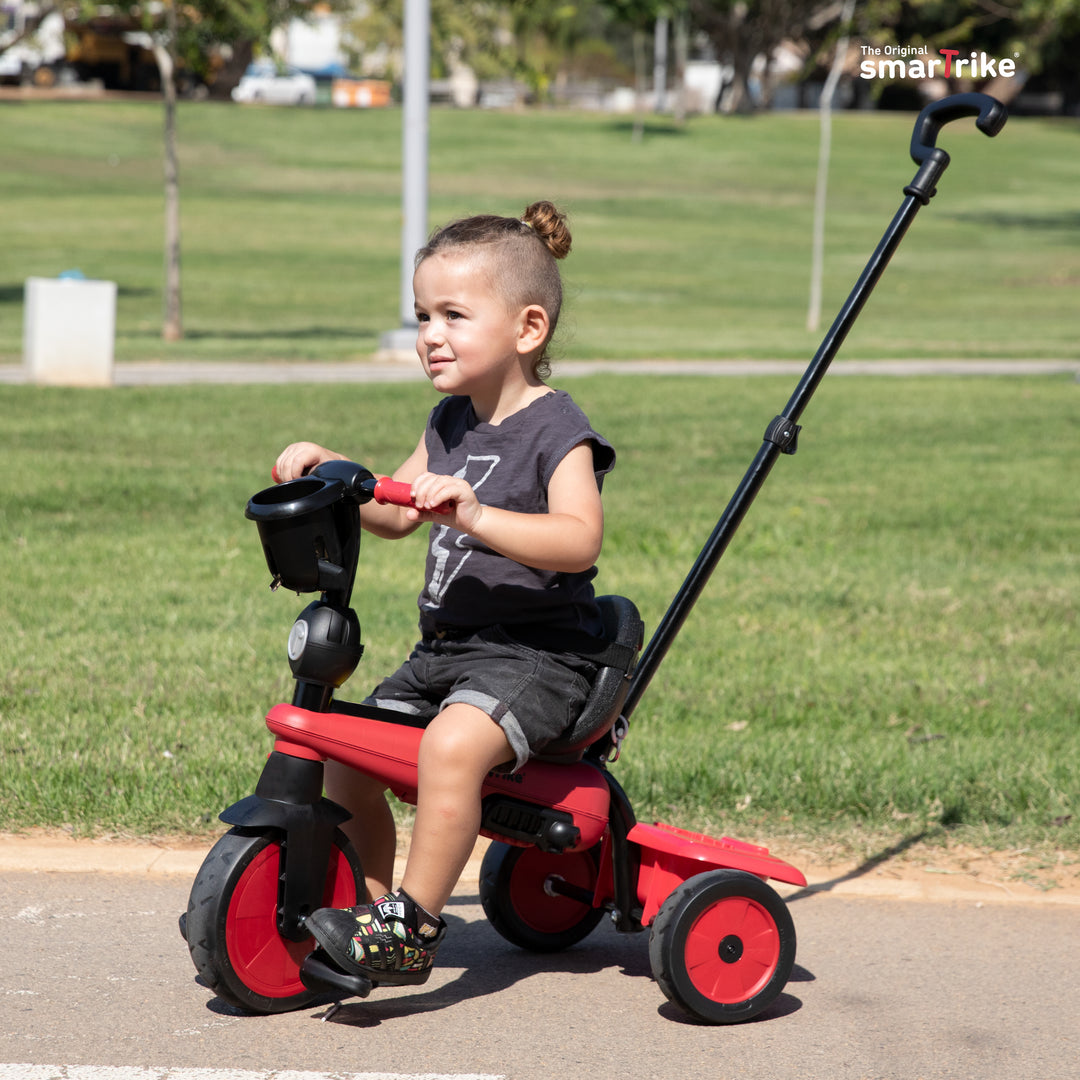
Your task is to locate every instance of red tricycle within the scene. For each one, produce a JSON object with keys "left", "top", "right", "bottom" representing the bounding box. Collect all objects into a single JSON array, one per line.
[{"left": 180, "top": 93, "right": 1005, "bottom": 1025}]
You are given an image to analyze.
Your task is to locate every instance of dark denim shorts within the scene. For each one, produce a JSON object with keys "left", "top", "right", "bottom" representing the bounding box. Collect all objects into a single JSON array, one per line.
[{"left": 364, "top": 626, "right": 599, "bottom": 770}]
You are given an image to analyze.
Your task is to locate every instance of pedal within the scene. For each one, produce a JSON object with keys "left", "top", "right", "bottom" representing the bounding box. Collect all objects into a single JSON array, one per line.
[{"left": 300, "top": 951, "right": 374, "bottom": 1000}]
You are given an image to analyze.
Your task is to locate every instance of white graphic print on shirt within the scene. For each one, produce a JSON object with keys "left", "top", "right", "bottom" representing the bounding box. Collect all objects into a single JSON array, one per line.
[{"left": 422, "top": 454, "right": 499, "bottom": 610}]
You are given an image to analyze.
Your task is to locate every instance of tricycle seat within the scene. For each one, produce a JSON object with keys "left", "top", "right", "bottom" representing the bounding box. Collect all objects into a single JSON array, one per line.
[{"left": 533, "top": 594, "right": 644, "bottom": 765}]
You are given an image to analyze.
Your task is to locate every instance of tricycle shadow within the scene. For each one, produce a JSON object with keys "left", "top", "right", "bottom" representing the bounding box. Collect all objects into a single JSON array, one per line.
[
  {"left": 311, "top": 910, "right": 649, "bottom": 1026},
  {"left": 292, "top": 903, "right": 811, "bottom": 1027}
]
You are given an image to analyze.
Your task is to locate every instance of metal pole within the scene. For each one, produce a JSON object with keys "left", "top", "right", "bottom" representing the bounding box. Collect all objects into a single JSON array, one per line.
[{"left": 381, "top": 0, "right": 430, "bottom": 352}]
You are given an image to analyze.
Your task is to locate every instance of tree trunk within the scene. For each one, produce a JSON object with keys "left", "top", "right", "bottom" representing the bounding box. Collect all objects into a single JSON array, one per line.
[
  {"left": 807, "top": 0, "right": 857, "bottom": 332},
  {"left": 208, "top": 38, "right": 254, "bottom": 101},
  {"left": 632, "top": 28, "right": 647, "bottom": 142},
  {"left": 154, "top": 2, "right": 183, "bottom": 342},
  {"left": 723, "top": 45, "right": 756, "bottom": 114},
  {"left": 672, "top": 11, "right": 689, "bottom": 123},
  {"left": 653, "top": 13, "right": 668, "bottom": 113}
]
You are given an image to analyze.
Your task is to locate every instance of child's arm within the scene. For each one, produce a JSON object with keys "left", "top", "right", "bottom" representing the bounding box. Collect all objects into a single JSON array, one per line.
[
  {"left": 407, "top": 441, "right": 603, "bottom": 573},
  {"left": 273, "top": 437, "right": 430, "bottom": 540}
]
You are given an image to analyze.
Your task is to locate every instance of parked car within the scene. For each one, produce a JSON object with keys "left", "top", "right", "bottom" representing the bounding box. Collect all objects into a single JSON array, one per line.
[{"left": 231, "top": 61, "right": 317, "bottom": 106}]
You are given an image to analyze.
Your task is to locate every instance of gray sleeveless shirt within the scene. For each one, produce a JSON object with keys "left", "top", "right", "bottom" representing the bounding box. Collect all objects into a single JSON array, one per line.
[{"left": 416, "top": 390, "right": 615, "bottom": 640}]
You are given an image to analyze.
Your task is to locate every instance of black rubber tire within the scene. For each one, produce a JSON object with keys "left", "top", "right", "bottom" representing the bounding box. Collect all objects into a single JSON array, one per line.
[
  {"left": 183, "top": 826, "right": 364, "bottom": 1014},
  {"left": 479, "top": 841, "right": 605, "bottom": 952},
  {"left": 648, "top": 869, "right": 796, "bottom": 1024}
]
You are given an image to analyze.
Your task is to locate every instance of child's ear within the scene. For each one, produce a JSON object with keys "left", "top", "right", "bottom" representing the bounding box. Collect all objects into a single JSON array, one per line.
[{"left": 516, "top": 304, "right": 550, "bottom": 355}]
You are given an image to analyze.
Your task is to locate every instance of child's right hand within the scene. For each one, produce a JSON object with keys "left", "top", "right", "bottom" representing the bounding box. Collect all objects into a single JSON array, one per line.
[{"left": 272, "top": 442, "right": 344, "bottom": 483}]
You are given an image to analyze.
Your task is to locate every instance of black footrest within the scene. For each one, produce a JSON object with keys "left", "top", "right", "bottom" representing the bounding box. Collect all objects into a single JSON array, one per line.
[{"left": 300, "top": 951, "right": 374, "bottom": 1000}]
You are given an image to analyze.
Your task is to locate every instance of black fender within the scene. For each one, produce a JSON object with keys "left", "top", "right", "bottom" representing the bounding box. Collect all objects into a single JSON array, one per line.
[{"left": 219, "top": 751, "right": 354, "bottom": 941}]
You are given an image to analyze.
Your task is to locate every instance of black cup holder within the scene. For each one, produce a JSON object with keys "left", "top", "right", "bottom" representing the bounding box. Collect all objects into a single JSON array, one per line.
[{"left": 246, "top": 476, "right": 360, "bottom": 594}]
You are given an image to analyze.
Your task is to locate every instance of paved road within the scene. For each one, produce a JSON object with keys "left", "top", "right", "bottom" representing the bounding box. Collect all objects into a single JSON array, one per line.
[
  {"left": 2, "top": 861, "right": 1077, "bottom": 1080},
  {"left": 2, "top": 358, "right": 1078, "bottom": 386}
]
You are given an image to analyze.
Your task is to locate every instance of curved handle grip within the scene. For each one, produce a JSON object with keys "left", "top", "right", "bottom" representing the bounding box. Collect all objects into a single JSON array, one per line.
[
  {"left": 372, "top": 476, "right": 453, "bottom": 515},
  {"left": 910, "top": 92, "right": 1007, "bottom": 163}
]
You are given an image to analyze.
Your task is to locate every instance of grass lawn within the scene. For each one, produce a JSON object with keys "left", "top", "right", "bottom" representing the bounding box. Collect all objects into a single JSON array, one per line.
[
  {"left": 1, "top": 375, "right": 1076, "bottom": 870},
  {"left": 0, "top": 102, "right": 1078, "bottom": 363}
]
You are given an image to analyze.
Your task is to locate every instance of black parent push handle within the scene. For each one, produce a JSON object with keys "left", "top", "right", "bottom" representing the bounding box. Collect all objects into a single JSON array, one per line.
[
  {"left": 907, "top": 92, "right": 1008, "bottom": 202},
  {"left": 910, "top": 92, "right": 1008, "bottom": 160},
  {"left": 622, "top": 93, "right": 1007, "bottom": 721}
]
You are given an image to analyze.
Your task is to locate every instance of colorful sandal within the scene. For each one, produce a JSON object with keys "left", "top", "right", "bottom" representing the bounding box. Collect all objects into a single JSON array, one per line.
[{"left": 305, "top": 891, "right": 446, "bottom": 986}]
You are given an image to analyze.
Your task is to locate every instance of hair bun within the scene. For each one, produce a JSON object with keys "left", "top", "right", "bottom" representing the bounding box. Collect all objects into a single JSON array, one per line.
[{"left": 522, "top": 201, "right": 571, "bottom": 260}]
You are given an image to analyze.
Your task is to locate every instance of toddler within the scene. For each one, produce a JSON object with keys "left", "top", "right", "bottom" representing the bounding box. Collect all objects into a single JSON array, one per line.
[{"left": 273, "top": 200, "right": 615, "bottom": 984}]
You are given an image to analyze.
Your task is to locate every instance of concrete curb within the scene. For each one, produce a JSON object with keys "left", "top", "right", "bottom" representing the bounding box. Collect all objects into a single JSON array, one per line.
[
  {"left": 3, "top": 833, "right": 1077, "bottom": 908},
  {"left": 0, "top": 834, "right": 490, "bottom": 891}
]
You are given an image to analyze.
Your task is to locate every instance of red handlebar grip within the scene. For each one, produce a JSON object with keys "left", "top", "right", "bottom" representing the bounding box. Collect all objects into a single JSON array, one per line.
[
  {"left": 372, "top": 476, "right": 453, "bottom": 515},
  {"left": 372, "top": 477, "right": 415, "bottom": 506}
]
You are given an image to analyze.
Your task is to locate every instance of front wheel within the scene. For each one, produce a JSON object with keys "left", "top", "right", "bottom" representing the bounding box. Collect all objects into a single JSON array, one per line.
[
  {"left": 480, "top": 841, "right": 606, "bottom": 952},
  {"left": 183, "top": 826, "right": 364, "bottom": 1014},
  {"left": 649, "top": 869, "right": 796, "bottom": 1024}
]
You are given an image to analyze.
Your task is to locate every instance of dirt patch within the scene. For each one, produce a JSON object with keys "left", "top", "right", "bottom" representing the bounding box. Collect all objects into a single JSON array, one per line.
[{"left": 775, "top": 837, "right": 1080, "bottom": 904}]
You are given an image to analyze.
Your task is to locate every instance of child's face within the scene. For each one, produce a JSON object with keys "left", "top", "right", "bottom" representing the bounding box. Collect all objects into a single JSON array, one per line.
[{"left": 412, "top": 252, "right": 528, "bottom": 398}]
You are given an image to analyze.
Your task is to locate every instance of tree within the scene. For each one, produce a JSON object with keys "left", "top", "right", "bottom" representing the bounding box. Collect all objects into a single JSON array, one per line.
[
  {"left": 346, "top": 0, "right": 598, "bottom": 101},
  {"left": 106, "top": 0, "right": 343, "bottom": 339},
  {"left": 503, "top": 0, "right": 594, "bottom": 99},
  {"left": 687, "top": 0, "right": 827, "bottom": 113},
  {"left": 145, "top": 0, "right": 330, "bottom": 340},
  {"left": 152, "top": 1, "right": 183, "bottom": 341},
  {"left": 807, "top": 0, "right": 855, "bottom": 332},
  {"left": 144, "top": 0, "right": 345, "bottom": 340},
  {"left": 599, "top": 0, "right": 684, "bottom": 136}
]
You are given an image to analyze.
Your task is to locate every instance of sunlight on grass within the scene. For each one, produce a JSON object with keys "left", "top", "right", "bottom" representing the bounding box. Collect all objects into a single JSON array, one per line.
[
  {"left": 1, "top": 105, "right": 1078, "bottom": 363},
  {"left": 1, "top": 375, "right": 1075, "bottom": 858}
]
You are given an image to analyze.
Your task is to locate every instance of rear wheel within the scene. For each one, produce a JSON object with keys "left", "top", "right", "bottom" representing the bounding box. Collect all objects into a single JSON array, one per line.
[
  {"left": 184, "top": 827, "right": 364, "bottom": 1014},
  {"left": 649, "top": 869, "right": 795, "bottom": 1024},
  {"left": 480, "top": 841, "right": 605, "bottom": 952}
]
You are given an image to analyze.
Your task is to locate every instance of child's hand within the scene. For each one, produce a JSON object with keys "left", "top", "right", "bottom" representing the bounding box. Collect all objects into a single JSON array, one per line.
[
  {"left": 273, "top": 442, "right": 343, "bottom": 483},
  {"left": 406, "top": 472, "right": 481, "bottom": 531}
]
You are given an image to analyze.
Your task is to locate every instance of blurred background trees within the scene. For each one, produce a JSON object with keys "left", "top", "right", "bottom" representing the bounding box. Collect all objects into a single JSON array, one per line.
[{"left": 4, "top": 0, "right": 1076, "bottom": 114}]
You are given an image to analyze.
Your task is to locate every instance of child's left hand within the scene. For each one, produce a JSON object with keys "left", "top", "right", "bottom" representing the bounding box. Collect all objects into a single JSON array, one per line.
[{"left": 406, "top": 472, "right": 482, "bottom": 532}]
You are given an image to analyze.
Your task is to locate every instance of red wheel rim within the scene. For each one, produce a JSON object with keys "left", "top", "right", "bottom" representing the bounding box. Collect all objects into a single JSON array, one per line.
[
  {"left": 225, "top": 843, "right": 358, "bottom": 999},
  {"left": 507, "top": 849, "right": 597, "bottom": 933},
  {"left": 682, "top": 895, "right": 780, "bottom": 1005}
]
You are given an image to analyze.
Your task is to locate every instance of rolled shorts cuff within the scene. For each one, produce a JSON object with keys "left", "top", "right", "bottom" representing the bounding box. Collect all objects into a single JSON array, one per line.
[
  {"left": 370, "top": 698, "right": 423, "bottom": 715},
  {"left": 443, "top": 688, "right": 530, "bottom": 772}
]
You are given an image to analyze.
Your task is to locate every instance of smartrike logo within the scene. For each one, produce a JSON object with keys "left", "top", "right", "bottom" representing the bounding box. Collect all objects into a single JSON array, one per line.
[{"left": 859, "top": 45, "right": 1019, "bottom": 81}]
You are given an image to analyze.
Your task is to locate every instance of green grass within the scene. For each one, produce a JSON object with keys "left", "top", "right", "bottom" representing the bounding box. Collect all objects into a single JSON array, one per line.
[
  {"left": 1, "top": 103, "right": 1078, "bottom": 363},
  {"left": 1, "top": 375, "right": 1076, "bottom": 863}
]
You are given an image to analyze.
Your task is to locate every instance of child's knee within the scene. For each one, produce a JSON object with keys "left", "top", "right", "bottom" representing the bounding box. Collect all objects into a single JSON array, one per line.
[{"left": 420, "top": 705, "right": 512, "bottom": 772}]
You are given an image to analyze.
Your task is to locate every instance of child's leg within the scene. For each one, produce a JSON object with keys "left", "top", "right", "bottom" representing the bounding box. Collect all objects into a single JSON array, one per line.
[
  {"left": 305, "top": 702, "right": 512, "bottom": 985},
  {"left": 399, "top": 701, "right": 515, "bottom": 917},
  {"left": 324, "top": 760, "right": 397, "bottom": 900}
]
